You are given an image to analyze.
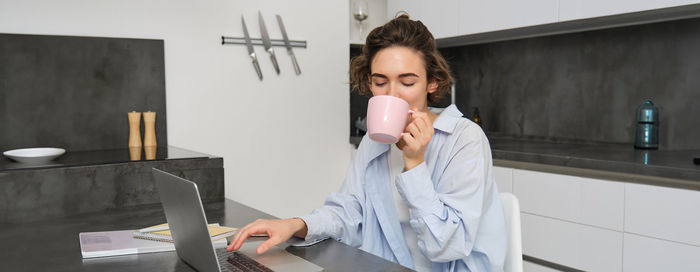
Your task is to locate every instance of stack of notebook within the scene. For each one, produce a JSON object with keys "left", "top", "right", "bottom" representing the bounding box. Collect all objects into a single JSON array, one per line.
[
  {"left": 79, "top": 223, "right": 237, "bottom": 258},
  {"left": 132, "top": 223, "right": 237, "bottom": 242}
]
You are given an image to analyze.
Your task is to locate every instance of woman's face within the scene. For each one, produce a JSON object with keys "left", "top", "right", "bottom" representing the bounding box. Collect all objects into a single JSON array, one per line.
[{"left": 369, "top": 46, "right": 437, "bottom": 111}]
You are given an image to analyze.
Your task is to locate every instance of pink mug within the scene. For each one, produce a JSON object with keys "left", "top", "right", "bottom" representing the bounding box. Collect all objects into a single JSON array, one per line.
[{"left": 366, "top": 95, "right": 414, "bottom": 144}]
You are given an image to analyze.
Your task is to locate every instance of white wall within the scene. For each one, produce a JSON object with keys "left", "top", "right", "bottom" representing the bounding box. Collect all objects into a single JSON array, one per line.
[{"left": 0, "top": 0, "right": 352, "bottom": 219}]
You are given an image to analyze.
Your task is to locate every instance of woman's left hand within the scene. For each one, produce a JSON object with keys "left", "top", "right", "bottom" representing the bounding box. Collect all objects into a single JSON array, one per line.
[{"left": 397, "top": 108, "right": 435, "bottom": 170}]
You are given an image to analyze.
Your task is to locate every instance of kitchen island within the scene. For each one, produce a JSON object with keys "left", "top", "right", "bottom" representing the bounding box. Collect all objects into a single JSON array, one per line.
[{"left": 0, "top": 146, "right": 224, "bottom": 224}]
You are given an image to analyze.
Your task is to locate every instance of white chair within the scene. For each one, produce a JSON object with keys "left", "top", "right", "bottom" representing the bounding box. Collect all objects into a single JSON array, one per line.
[{"left": 500, "top": 192, "right": 523, "bottom": 272}]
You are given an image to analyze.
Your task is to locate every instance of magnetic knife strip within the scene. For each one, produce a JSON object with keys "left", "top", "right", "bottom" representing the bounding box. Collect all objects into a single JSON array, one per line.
[
  {"left": 221, "top": 37, "right": 306, "bottom": 48},
  {"left": 222, "top": 12, "right": 306, "bottom": 80}
]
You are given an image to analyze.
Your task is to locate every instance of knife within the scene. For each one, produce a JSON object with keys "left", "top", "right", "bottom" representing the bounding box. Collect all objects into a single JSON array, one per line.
[
  {"left": 258, "top": 11, "right": 280, "bottom": 74},
  {"left": 276, "top": 14, "right": 301, "bottom": 75},
  {"left": 242, "top": 16, "right": 263, "bottom": 80}
]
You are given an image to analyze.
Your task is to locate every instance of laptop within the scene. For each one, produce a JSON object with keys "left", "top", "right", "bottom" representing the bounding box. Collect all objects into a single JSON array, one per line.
[{"left": 152, "top": 168, "right": 323, "bottom": 272}]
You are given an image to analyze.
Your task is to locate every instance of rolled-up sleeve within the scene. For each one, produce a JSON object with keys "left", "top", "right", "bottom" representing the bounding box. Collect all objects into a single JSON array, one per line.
[
  {"left": 298, "top": 150, "right": 366, "bottom": 247},
  {"left": 395, "top": 133, "right": 486, "bottom": 262},
  {"left": 298, "top": 191, "right": 363, "bottom": 247}
]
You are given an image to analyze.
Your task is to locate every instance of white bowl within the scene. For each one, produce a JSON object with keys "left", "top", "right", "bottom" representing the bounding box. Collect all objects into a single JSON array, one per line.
[{"left": 3, "top": 147, "right": 66, "bottom": 164}]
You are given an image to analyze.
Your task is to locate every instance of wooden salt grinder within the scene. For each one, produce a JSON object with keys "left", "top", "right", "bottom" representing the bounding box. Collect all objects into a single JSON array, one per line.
[{"left": 143, "top": 111, "right": 157, "bottom": 160}]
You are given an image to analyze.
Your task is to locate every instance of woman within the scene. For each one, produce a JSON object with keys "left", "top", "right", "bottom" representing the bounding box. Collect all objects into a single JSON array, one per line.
[{"left": 228, "top": 15, "right": 506, "bottom": 272}]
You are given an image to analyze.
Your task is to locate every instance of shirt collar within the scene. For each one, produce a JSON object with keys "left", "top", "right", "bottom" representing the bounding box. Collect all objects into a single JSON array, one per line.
[{"left": 432, "top": 104, "right": 463, "bottom": 134}]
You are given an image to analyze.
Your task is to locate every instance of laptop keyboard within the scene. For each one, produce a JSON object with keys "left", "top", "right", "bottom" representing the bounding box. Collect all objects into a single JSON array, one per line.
[{"left": 215, "top": 248, "right": 275, "bottom": 272}]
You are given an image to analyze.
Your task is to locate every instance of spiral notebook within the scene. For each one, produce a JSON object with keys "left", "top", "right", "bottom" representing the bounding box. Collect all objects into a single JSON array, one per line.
[
  {"left": 132, "top": 223, "right": 237, "bottom": 243},
  {"left": 79, "top": 230, "right": 229, "bottom": 258},
  {"left": 79, "top": 223, "right": 236, "bottom": 258}
]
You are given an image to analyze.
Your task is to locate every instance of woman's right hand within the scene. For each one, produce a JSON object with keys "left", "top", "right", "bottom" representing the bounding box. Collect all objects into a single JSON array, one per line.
[{"left": 227, "top": 218, "right": 308, "bottom": 255}]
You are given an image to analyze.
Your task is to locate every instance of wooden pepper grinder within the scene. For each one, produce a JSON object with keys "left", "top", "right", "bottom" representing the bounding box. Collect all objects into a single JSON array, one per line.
[
  {"left": 128, "top": 111, "right": 142, "bottom": 161},
  {"left": 143, "top": 111, "right": 157, "bottom": 160}
]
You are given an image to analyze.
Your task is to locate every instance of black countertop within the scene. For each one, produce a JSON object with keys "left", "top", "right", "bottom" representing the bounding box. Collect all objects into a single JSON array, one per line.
[
  {"left": 351, "top": 135, "right": 700, "bottom": 190},
  {"left": 0, "top": 198, "right": 411, "bottom": 272},
  {"left": 489, "top": 137, "right": 700, "bottom": 191},
  {"left": 0, "top": 146, "right": 213, "bottom": 172}
]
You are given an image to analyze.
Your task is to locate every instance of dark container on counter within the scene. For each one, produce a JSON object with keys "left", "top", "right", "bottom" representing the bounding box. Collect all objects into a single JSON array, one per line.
[
  {"left": 634, "top": 100, "right": 659, "bottom": 149},
  {"left": 471, "top": 107, "right": 482, "bottom": 127}
]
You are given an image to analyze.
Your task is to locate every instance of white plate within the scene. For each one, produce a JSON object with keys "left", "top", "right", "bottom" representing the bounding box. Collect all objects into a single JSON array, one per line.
[{"left": 3, "top": 147, "right": 66, "bottom": 164}]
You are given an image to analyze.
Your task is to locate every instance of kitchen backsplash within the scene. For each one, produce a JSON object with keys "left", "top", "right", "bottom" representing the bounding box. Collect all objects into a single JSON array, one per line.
[
  {"left": 440, "top": 16, "right": 700, "bottom": 150},
  {"left": 0, "top": 34, "right": 167, "bottom": 152}
]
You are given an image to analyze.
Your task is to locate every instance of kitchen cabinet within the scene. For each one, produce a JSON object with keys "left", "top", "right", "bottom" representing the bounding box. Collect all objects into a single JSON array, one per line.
[
  {"left": 456, "top": 0, "right": 558, "bottom": 36},
  {"left": 500, "top": 165, "right": 700, "bottom": 271},
  {"left": 559, "top": 0, "right": 700, "bottom": 22},
  {"left": 513, "top": 168, "right": 625, "bottom": 271},
  {"left": 513, "top": 169, "right": 624, "bottom": 231},
  {"left": 523, "top": 261, "right": 560, "bottom": 272},
  {"left": 623, "top": 233, "right": 700, "bottom": 272},
  {"left": 387, "top": 0, "right": 557, "bottom": 38},
  {"left": 521, "top": 213, "right": 623, "bottom": 271},
  {"left": 386, "top": 0, "right": 460, "bottom": 38},
  {"left": 388, "top": 0, "right": 700, "bottom": 39},
  {"left": 624, "top": 183, "right": 700, "bottom": 246}
]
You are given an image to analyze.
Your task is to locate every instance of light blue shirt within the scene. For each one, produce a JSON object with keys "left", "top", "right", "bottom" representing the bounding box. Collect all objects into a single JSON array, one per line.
[{"left": 300, "top": 105, "right": 506, "bottom": 272}]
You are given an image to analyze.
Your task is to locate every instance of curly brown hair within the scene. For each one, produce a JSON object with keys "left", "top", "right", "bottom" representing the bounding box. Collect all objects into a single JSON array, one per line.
[{"left": 350, "top": 14, "right": 453, "bottom": 103}]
